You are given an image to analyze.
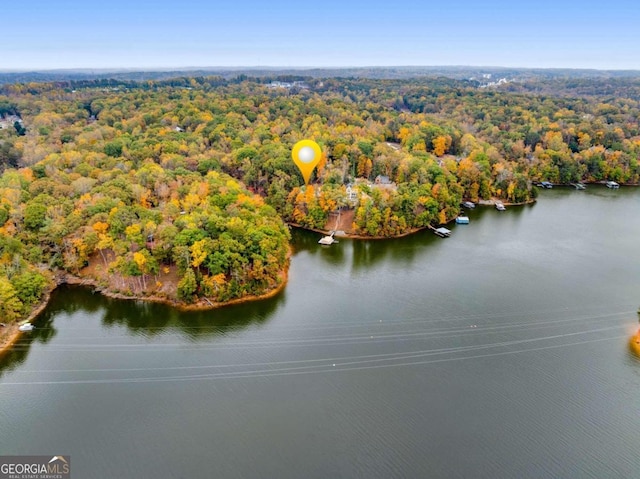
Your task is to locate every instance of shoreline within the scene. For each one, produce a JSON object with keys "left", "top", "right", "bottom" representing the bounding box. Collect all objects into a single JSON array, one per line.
[
  {"left": 0, "top": 250, "right": 291, "bottom": 357},
  {"left": 0, "top": 285, "right": 55, "bottom": 359},
  {"left": 288, "top": 223, "right": 425, "bottom": 240},
  {"left": 289, "top": 197, "right": 536, "bottom": 240},
  {"left": 476, "top": 198, "right": 537, "bottom": 207},
  {"left": 538, "top": 181, "right": 640, "bottom": 187},
  {"left": 62, "top": 264, "right": 288, "bottom": 311},
  {"left": 0, "top": 193, "right": 543, "bottom": 356}
]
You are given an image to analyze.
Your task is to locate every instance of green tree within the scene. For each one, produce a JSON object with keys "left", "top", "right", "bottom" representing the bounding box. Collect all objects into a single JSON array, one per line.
[
  {"left": 24, "top": 203, "right": 47, "bottom": 230},
  {"left": 177, "top": 268, "right": 197, "bottom": 300},
  {"left": 0, "top": 277, "right": 24, "bottom": 321},
  {"left": 12, "top": 270, "right": 47, "bottom": 306}
]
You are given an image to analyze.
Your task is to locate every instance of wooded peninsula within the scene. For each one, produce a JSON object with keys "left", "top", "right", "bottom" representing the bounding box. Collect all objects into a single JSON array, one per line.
[{"left": 1, "top": 74, "right": 639, "bottom": 330}]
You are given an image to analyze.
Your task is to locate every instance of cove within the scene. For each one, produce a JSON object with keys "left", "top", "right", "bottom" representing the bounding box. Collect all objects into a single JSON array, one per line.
[{"left": 1, "top": 186, "right": 640, "bottom": 479}]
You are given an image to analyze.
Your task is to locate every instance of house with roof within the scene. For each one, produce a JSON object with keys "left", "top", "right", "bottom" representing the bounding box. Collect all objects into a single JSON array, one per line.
[
  {"left": 374, "top": 175, "right": 392, "bottom": 185},
  {"left": 345, "top": 184, "right": 359, "bottom": 205}
]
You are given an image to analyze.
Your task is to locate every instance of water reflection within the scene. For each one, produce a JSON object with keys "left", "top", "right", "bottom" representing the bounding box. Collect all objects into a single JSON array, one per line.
[
  {"left": 0, "top": 282, "right": 286, "bottom": 374},
  {"left": 289, "top": 228, "right": 321, "bottom": 251},
  {"left": 350, "top": 236, "right": 421, "bottom": 270},
  {"left": 99, "top": 286, "right": 285, "bottom": 339},
  {"left": 291, "top": 226, "right": 427, "bottom": 271},
  {"left": 0, "top": 307, "right": 58, "bottom": 378},
  {"left": 290, "top": 203, "right": 536, "bottom": 271}
]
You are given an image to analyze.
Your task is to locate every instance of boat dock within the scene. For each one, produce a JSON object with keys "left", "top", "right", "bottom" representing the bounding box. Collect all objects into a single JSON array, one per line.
[
  {"left": 433, "top": 227, "right": 452, "bottom": 238},
  {"left": 318, "top": 231, "right": 337, "bottom": 245}
]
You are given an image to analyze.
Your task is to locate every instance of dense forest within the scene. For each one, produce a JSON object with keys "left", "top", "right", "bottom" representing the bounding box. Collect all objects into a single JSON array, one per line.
[{"left": 1, "top": 75, "right": 639, "bottom": 319}]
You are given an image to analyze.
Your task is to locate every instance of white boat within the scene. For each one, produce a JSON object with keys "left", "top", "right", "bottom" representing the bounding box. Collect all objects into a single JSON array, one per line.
[
  {"left": 495, "top": 202, "right": 506, "bottom": 211},
  {"left": 606, "top": 181, "right": 619, "bottom": 189},
  {"left": 18, "top": 323, "right": 34, "bottom": 332},
  {"left": 456, "top": 215, "right": 470, "bottom": 224},
  {"left": 462, "top": 201, "right": 475, "bottom": 209}
]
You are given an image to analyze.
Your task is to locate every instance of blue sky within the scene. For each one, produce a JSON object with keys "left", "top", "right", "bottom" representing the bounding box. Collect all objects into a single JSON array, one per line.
[{"left": 3, "top": 0, "right": 638, "bottom": 70}]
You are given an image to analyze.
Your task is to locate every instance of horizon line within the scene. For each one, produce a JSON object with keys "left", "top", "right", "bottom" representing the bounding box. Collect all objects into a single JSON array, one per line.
[{"left": 2, "top": 65, "right": 640, "bottom": 74}]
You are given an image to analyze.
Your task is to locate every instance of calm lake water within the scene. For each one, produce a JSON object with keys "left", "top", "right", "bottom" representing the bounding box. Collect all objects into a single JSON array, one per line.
[{"left": 1, "top": 187, "right": 640, "bottom": 478}]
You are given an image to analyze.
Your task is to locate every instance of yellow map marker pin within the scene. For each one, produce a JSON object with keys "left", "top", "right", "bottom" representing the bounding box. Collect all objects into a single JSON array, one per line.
[{"left": 292, "top": 139, "right": 322, "bottom": 185}]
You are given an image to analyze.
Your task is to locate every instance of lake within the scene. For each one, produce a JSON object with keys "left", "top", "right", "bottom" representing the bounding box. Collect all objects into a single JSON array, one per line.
[{"left": 1, "top": 186, "right": 640, "bottom": 478}]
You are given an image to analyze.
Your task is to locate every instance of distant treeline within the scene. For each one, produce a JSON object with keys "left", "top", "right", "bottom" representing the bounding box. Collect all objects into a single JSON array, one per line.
[{"left": 2, "top": 66, "right": 640, "bottom": 86}]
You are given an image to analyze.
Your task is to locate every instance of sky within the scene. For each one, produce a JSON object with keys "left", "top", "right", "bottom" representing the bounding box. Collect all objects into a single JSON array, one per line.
[{"left": 2, "top": 0, "right": 639, "bottom": 70}]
